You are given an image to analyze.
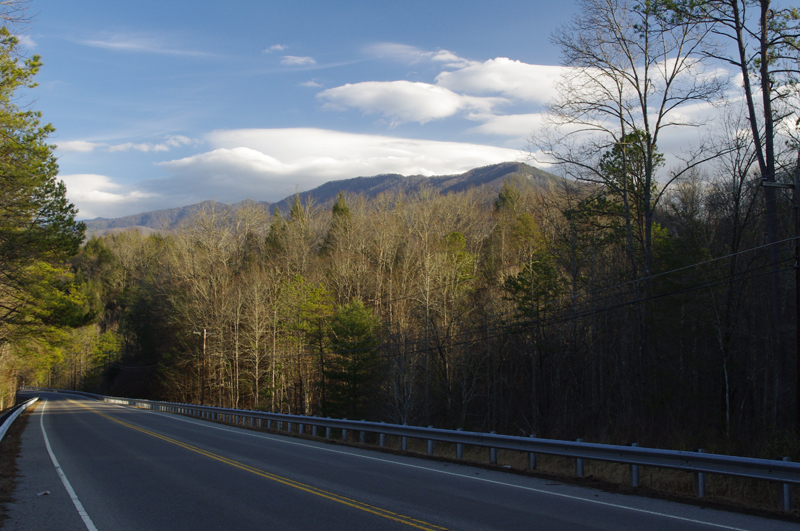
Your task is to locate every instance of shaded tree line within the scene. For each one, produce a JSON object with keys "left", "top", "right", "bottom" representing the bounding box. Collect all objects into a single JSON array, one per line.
[{"left": 34, "top": 168, "right": 796, "bottom": 457}]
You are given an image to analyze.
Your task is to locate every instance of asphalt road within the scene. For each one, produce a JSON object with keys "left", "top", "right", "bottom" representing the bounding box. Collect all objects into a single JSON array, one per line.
[{"left": 5, "top": 392, "right": 797, "bottom": 530}]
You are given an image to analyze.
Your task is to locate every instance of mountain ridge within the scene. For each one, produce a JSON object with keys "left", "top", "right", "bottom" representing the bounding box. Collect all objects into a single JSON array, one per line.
[{"left": 84, "top": 162, "right": 562, "bottom": 236}]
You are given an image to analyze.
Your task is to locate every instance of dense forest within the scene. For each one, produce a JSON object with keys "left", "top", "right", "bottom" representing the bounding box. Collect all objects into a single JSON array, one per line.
[
  {"left": 21, "top": 169, "right": 798, "bottom": 457},
  {"left": 4, "top": 0, "right": 800, "bottom": 461}
]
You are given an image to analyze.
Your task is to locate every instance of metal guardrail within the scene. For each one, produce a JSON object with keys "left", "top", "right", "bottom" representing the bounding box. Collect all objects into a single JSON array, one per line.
[
  {"left": 0, "top": 396, "right": 39, "bottom": 442},
  {"left": 21, "top": 387, "right": 798, "bottom": 511}
]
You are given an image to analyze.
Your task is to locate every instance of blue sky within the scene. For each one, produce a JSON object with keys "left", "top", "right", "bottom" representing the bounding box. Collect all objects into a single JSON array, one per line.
[{"left": 21, "top": 0, "right": 582, "bottom": 219}]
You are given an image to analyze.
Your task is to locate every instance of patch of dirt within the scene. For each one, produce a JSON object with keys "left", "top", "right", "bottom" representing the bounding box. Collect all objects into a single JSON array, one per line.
[{"left": 0, "top": 401, "right": 36, "bottom": 528}]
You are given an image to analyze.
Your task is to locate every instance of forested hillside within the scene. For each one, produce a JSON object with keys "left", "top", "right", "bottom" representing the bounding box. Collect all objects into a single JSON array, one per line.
[
  {"left": 83, "top": 162, "right": 554, "bottom": 236},
  {"left": 27, "top": 167, "right": 797, "bottom": 457}
]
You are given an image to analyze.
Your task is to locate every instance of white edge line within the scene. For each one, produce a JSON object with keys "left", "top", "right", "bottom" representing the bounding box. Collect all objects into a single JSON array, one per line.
[
  {"left": 40, "top": 399, "right": 99, "bottom": 531},
  {"left": 95, "top": 400, "right": 754, "bottom": 531}
]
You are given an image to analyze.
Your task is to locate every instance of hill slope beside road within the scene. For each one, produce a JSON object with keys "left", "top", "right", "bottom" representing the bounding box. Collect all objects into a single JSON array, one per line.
[{"left": 5, "top": 391, "right": 794, "bottom": 531}]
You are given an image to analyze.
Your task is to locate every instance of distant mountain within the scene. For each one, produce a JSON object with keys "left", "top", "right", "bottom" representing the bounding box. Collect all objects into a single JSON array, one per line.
[
  {"left": 84, "top": 162, "right": 562, "bottom": 236},
  {"left": 293, "top": 162, "right": 561, "bottom": 207},
  {"left": 84, "top": 200, "right": 271, "bottom": 237}
]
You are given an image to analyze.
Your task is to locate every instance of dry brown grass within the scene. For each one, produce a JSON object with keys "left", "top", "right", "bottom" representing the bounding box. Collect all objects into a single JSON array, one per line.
[{"left": 0, "top": 401, "right": 37, "bottom": 527}]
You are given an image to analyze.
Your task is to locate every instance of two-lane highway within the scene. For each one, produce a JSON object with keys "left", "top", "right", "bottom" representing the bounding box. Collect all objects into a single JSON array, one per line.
[{"left": 6, "top": 392, "right": 796, "bottom": 530}]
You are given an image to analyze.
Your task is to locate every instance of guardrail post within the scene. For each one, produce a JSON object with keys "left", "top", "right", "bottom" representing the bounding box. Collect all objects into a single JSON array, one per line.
[
  {"left": 258, "top": 418, "right": 262, "bottom": 427},
  {"left": 630, "top": 443, "right": 640, "bottom": 487},
  {"left": 342, "top": 428, "right": 348, "bottom": 442},
  {"left": 575, "top": 439, "right": 585, "bottom": 477},
  {"left": 299, "top": 423, "right": 304, "bottom": 435},
  {"left": 360, "top": 421, "right": 366, "bottom": 444},
  {"left": 490, "top": 431, "right": 497, "bottom": 464},
  {"left": 528, "top": 434, "right": 537, "bottom": 470},
  {"left": 267, "top": 419, "right": 272, "bottom": 429},
  {"left": 287, "top": 422, "right": 292, "bottom": 433},
  {"left": 312, "top": 425, "right": 317, "bottom": 437},
  {"left": 379, "top": 422, "right": 386, "bottom": 448},
  {"left": 781, "top": 457, "right": 792, "bottom": 512},
  {"left": 456, "top": 428, "right": 463, "bottom": 459},
  {"left": 694, "top": 449, "right": 706, "bottom": 498},
  {"left": 427, "top": 426, "right": 434, "bottom": 455},
  {"left": 401, "top": 423, "right": 408, "bottom": 451},
  {"left": 326, "top": 426, "right": 331, "bottom": 439}
]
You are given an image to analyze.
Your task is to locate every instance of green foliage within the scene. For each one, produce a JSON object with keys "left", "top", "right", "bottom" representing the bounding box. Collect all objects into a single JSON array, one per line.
[
  {"left": 289, "top": 194, "right": 305, "bottom": 222},
  {"left": 324, "top": 191, "right": 352, "bottom": 252},
  {"left": 503, "top": 251, "right": 562, "bottom": 319},
  {"left": 325, "top": 300, "right": 380, "bottom": 419},
  {"left": 265, "top": 207, "right": 285, "bottom": 251},
  {"left": 0, "top": 27, "right": 84, "bottom": 279},
  {"left": 0, "top": 27, "right": 85, "bottom": 349},
  {"left": 442, "top": 231, "right": 474, "bottom": 284},
  {"left": 331, "top": 191, "right": 351, "bottom": 220},
  {"left": 494, "top": 180, "right": 521, "bottom": 213},
  {"left": 597, "top": 131, "right": 664, "bottom": 203},
  {"left": 16, "top": 262, "right": 93, "bottom": 329}
]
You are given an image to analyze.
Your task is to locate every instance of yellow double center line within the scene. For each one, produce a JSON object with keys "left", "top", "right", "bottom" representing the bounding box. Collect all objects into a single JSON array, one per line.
[{"left": 71, "top": 400, "right": 450, "bottom": 531}]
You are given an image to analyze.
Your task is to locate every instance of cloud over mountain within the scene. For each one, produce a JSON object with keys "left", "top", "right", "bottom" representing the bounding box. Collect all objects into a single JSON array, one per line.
[
  {"left": 64, "top": 128, "right": 522, "bottom": 219},
  {"left": 318, "top": 81, "right": 508, "bottom": 125}
]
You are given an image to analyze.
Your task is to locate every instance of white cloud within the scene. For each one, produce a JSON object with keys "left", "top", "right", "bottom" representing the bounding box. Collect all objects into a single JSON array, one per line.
[
  {"left": 318, "top": 81, "right": 508, "bottom": 125},
  {"left": 281, "top": 55, "right": 316, "bottom": 66},
  {"left": 365, "top": 43, "right": 473, "bottom": 69},
  {"left": 60, "top": 174, "right": 157, "bottom": 220},
  {"left": 151, "top": 128, "right": 523, "bottom": 202},
  {"left": 318, "top": 53, "right": 569, "bottom": 129},
  {"left": 16, "top": 35, "right": 36, "bottom": 48},
  {"left": 61, "top": 129, "right": 526, "bottom": 219},
  {"left": 56, "top": 140, "right": 104, "bottom": 153},
  {"left": 300, "top": 80, "right": 322, "bottom": 87},
  {"left": 80, "top": 33, "right": 216, "bottom": 58},
  {"left": 263, "top": 44, "right": 287, "bottom": 54},
  {"left": 107, "top": 135, "right": 197, "bottom": 153},
  {"left": 468, "top": 113, "right": 548, "bottom": 136},
  {"left": 109, "top": 142, "right": 162, "bottom": 153},
  {"left": 436, "top": 58, "right": 566, "bottom": 104}
]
